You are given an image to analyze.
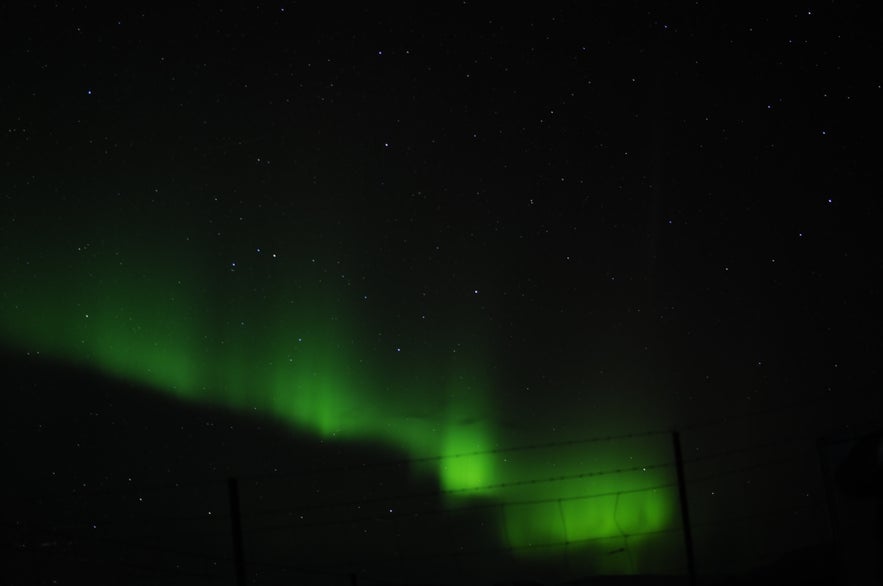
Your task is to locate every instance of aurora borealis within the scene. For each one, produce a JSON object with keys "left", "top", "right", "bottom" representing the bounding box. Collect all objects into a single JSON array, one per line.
[
  {"left": 4, "top": 3, "right": 883, "bottom": 584},
  {"left": 0, "top": 197, "right": 677, "bottom": 567}
]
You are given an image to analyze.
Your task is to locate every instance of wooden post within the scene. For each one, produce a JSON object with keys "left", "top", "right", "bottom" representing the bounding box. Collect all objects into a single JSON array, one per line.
[{"left": 672, "top": 431, "right": 697, "bottom": 586}]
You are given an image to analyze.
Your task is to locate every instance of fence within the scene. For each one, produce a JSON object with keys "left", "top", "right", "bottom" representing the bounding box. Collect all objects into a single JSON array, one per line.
[{"left": 7, "top": 406, "right": 876, "bottom": 585}]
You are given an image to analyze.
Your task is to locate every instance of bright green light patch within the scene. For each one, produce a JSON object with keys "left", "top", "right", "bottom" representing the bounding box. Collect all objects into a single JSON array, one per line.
[{"left": 438, "top": 427, "right": 497, "bottom": 494}]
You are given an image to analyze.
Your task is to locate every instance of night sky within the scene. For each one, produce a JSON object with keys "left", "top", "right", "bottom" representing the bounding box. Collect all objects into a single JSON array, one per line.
[{"left": 2, "top": 3, "right": 882, "bottom": 585}]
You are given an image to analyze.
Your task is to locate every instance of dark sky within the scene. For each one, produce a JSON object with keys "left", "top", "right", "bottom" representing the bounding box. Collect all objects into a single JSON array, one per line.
[{"left": 2, "top": 3, "right": 882, "bottom": 585}]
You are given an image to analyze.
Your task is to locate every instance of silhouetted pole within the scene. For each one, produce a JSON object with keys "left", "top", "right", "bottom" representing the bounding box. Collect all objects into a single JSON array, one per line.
[
  {"left": 228, "top": 477, "right": 247, "bottom": 586},
  {"left": 672, "top": 431, "right": 697, "bottom": 586}
]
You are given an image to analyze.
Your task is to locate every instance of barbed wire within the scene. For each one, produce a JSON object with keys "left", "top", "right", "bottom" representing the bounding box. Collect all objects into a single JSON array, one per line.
[
  {"left": 9, "top": 465, "right": 832, "bottom": 583},
  {"left": 15, "top": 401, "right": 838, "bottom": 511},
  {"left": 243, "top": 437, "right": 811, "bottom": 520},
  {"left": 49, "top": 445, "right": 812, "bottom": 541},
  {"left": 245, "top": 482, "right": 680, "bottom": 534},
  {"left": 239, "top": 428, "right": 674, "bottom": 481},
  {"left": 244, "top": 459, "right": 678, "bottom": 519},
  {"left": 9, "top": 434, "right": 814, "bottom": 538}
]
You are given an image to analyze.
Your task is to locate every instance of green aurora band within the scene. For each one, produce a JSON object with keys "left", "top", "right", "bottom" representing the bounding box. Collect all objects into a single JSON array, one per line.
[{"left": 0, "top": 212, "right": 679, "bottom": 573}]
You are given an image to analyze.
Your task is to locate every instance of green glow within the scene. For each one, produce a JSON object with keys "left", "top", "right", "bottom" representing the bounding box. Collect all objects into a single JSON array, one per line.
[
  {"left": 438, "top": 415, "right": 497, "bottom": 494},
  {"left": 0, "top": 216, "right": 678, "bottom": 573},
  {"left": 491, "top": 439, "right": 676, "bottom": 569},
  {"left": 436, "top": 368, "right": 497, "bottom": 494}
]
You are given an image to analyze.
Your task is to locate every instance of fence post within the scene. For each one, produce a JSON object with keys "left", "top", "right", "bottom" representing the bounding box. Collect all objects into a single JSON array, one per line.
[{"left": 672, "top": 431, "right": 697, "bottom": 586}]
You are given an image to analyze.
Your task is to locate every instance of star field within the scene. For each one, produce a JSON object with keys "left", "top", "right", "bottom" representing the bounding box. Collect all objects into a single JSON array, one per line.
[{"left": 2, "top": 3, "right": 882, "bottom": 584}]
